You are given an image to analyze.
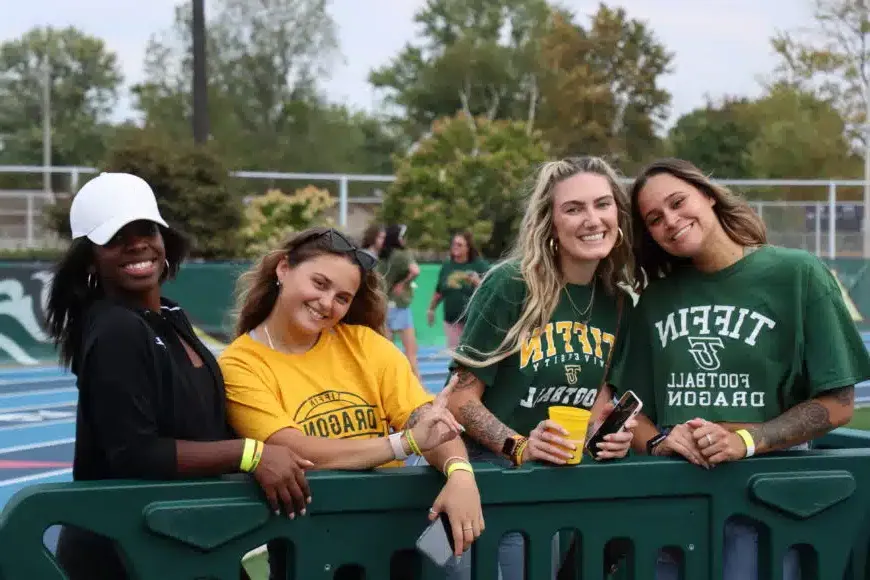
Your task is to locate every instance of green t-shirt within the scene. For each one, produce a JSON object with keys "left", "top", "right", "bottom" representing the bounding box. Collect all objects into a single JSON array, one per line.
[
  {"left": 609, "top": 245, "right": 870, "bottom": 427},
  {"left": 436, "top": 258, "right": 490, "bottom": 323},
  {"left": 452, "top": 261, "right": 631, "bottom": 435},
  {"left": 377, "top": 249, "right": 415, "bottom": 308}
]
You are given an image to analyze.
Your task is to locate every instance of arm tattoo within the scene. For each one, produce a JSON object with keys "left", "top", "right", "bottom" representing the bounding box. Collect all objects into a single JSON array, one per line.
[
  {"left": 833, "top": 386, "right": 855, "bottom": 406},
  {"left": 747, "top": 399, "right": 832, "bottom": 451},
  {"left": 405, "top": 403, "right": 432, "bottom": 428},
  {"left": 458, "top": 399, "right": 518, "bottom": 454},
  {"left": 453, "top": 368, "right": 481, "bottom": 391}
]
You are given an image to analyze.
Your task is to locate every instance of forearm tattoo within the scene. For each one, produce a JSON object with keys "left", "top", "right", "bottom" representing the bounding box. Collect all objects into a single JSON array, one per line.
[
  {"left": 747, "top": 386, "right": 853, "bottom": 450},
  {"left": 834, "top": 385, "right": 855, "bottom": 406},
  {"left": 406, "top": 402, "right": 432, "bottom": 428},
  {"left": 454, "top": 368, "right": 480, "bottom": 391},
  {"left": 458, "top": 399, "right": 517, "bottom": 454}
]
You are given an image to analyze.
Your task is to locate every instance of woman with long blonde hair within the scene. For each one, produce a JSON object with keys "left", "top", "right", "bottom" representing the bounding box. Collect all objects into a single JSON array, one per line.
[{"left": 445, "top": 157, "right": 639, "bottom": 579}]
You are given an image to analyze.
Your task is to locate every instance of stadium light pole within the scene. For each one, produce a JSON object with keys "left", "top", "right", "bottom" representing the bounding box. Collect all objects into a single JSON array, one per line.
[{"left": 192, "top": 0, "right": 209, "bottom": 145}]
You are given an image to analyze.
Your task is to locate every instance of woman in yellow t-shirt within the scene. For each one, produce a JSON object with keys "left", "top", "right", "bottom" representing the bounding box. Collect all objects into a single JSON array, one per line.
[{"left": 218, "top": 227, "right": 484, "bottom": 572}]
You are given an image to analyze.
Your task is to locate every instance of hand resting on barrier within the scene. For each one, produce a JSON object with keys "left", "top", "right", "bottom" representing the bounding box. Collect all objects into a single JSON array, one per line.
[{"left": 252, "top": 444, "right": 314, "bottom": 517}]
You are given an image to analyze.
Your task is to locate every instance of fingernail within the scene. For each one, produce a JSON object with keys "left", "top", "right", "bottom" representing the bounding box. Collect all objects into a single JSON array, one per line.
[
  {"left": 274, "top": 509, "right": 280, "bottom": 515},
  {"left": 307, "top": 496, "right": 313, "bottom": 503},
  {"left": 289, "top": 512, "right": 296, "bottom": 519},
  {"left": 301, "top": 509, "right": 307, "bottom": 516}
]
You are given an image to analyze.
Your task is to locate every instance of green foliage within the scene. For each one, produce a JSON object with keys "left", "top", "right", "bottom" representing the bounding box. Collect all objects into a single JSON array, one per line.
[
  {"left": 370, "top": 1, "right": 673, "bottom": 172},
  {"left": 369, "top": 0, "right": 550, "bottom": 140},
  {"left": 241, "top": 186, "right": 336, "bottom": 257},
  {"left": 381, "top": 114, "right": 549, "bottom": 259},
  {"left": 770, "top": 0, "right": 870, "bottom": 146},
  {"left": 665, "top": 85, "right": 860, "bottom": 188},
  {"left": 0, "top": 26, "right": 123, "bottom": 178},
  {"left": 44, "top": 128, "right": 245, "bottom": 259},
  {"left": 745, "top": 84, "right": 860, "bottom": 182},
  {"left": 666, "top": 97, "right": 759, "bottom": 178},
  {"left": 133, "top": 0, "right": 399, "bottom": 177},
  {"left": 536, "top": 6, "right": 673, "bottom": 171}
]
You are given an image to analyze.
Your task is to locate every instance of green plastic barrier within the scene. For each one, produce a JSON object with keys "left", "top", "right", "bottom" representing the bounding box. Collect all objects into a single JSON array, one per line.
[{"left": 2, "top": 450, "right": 870, "bottom": 579}]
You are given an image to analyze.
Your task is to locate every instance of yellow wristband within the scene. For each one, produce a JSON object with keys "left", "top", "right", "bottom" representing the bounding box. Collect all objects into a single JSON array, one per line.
[
  {"left": 240, "top": 438, "right": 257, "bottom": 472},
  {"left": 404, "top": 429, "right": 423, "bottom": 456},
  {"left": 441, "top": 455, "right": 468, "bottom": 474},
  {"left": 735, "top": 429, "right": 755, "bottom": 458},
  {"left": 515, "top": 439, "right": 530, "bottom": 466},
  {"left": 250, "top": 441, "right": 265, "bottom": 471},
  {"left": 446, "top": 461, "right": 474, "bottom": 478}
]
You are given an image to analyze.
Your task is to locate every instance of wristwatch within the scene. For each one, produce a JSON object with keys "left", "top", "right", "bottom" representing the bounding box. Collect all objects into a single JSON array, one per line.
[
  {"left": 646, "top": 427, "right": 672, "bottom": 455},
  {"left": 502, "top": 434, "right": 528, "bottom": 466}
]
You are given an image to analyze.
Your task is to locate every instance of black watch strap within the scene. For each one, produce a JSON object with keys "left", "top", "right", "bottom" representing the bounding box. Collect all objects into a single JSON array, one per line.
[{"left": 646, "top": 427, "right": 672, "bottom": 455}]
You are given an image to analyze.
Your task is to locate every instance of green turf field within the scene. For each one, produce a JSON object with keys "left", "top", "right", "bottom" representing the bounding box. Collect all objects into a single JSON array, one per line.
[
  {"left": 240, "top": 406, "right": 870, "bottom": 579},
  {"left": 847, "top": 405, "right": 870, "bottom": 430}
]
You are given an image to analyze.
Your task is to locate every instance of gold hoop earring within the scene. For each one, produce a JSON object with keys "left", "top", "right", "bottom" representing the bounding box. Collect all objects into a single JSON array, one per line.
[
  {"left": 614, "top": 227, "right": 624, "bottom": 248},
  {"left": 549, "top": 238, "right": 557, "bottom": 254}
]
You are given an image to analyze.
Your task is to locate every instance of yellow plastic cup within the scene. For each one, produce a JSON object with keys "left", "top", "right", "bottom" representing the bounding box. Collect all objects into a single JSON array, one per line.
[{"left": 547, "top": 406, "right": 592, "bottom": 465}]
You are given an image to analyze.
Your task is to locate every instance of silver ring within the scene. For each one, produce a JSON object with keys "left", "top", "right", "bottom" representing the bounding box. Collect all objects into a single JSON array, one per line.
[
  {"left": 706, "top": 434, "right": 713, "bottom": 446},
  {"left": 429, "top": 508, "right": 437, "bottom": 515}
]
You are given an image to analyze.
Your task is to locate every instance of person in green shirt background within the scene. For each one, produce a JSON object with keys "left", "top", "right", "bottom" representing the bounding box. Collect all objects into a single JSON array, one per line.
[
  {"left": 378, "top": 224, "right": 421, "bottom": 378},
  {"left": 427, "top": 231, "right": 490, "bottom": 348},
  {"left": 445, "top": 157, "right": 639, "bottom": 580},
  {"left": 611, "top": 157, "right": 870, "bottom": 580}
]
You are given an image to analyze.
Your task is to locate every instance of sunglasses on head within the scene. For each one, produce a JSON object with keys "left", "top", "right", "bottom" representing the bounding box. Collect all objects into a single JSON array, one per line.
[{"left": 296, "top": 228, "right": 377, "bottom": 271}]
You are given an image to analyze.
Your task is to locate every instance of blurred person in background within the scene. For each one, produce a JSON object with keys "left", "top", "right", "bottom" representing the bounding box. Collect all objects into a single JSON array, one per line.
[
  {"left": 361, "top": 222, "right": 385, "bottom": 258},
  {"left": 427, "top": 231, "right": 490, "bottom": 349},
  {"left": 378, "top": 224, "right": 422, "bottom": 378}
]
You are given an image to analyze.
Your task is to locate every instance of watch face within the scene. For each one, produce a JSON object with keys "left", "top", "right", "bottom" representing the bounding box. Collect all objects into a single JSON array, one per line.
[{"left": 502, "top": 437, "right": 517, "bottom": 456}]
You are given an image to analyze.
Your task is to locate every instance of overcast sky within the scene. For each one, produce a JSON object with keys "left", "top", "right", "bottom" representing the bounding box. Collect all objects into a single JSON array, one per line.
[{"left": 1, "top": 0, "right": 815, "bottom": 128}]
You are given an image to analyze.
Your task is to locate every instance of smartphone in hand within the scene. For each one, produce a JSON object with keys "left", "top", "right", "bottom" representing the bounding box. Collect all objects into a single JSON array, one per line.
[
  {"left": 415, "top": 512, "right": 456, "bottom": 567},
  {"left": 585, "top": 390, "right": 643, "bottom": 457}
]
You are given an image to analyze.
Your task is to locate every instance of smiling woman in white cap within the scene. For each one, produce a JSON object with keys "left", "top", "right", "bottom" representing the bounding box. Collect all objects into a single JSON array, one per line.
[{"left": 45, "top": 172, "right": 313, "bottom": 580}]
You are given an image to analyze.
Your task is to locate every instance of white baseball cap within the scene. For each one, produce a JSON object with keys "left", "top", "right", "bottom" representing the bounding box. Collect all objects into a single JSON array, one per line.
[{"left": 70, "top": 172, "right": 169, "bottom": 245}]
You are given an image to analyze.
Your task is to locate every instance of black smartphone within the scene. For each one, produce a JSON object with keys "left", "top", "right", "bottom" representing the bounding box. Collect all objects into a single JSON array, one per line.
[
  {"left": 584, "top": 390, "right": 643, "bottom": 457},
  {"left": 415, "top": 512, "right": 455, "bottom": 567}
]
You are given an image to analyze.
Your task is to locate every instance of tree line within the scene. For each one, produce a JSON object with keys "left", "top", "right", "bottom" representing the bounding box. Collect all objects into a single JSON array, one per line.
[{"left": 0, "top": 0, "right": 867, "bottom": 257}]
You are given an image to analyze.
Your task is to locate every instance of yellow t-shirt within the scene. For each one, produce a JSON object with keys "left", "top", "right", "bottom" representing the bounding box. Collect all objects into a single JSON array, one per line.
[{"left": 218, "top": 323, "right": 434, "bottom": 468}]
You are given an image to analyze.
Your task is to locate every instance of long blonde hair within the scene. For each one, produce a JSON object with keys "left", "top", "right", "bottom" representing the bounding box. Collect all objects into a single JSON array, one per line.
[{"left": 455, "top": 156, "right": 634, "bottom": 368}]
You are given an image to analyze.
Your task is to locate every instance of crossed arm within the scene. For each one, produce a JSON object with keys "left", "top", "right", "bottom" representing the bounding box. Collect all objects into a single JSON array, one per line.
[
  {"left": 632, "top": 385, "right": 855, "bottom": 464},
  {"left": 406, "top": 403, "right": 472, "bottom": 472}
]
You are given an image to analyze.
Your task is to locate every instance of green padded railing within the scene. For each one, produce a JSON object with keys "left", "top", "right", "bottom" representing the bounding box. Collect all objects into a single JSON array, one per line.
[{"left": 1, "top": 451, "right": 870, "bottom": 579}]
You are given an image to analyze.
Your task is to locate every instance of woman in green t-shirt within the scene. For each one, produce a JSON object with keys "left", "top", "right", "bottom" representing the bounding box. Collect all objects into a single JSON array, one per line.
[
  {"left": 445, "top": 157, "right": 639, "bottom": 580},
  {"left": 378, "top": 224, "right": 421, "bottom": 378},
  {"left": 613, "top": 157, "right": 870, "bottom": 580},
  {"left": 427, "top": 231, "right": 490, "bottom": 348}
]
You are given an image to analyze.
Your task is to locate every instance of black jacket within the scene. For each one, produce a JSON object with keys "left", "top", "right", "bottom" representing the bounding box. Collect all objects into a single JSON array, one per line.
[
  {"left": 57, "top": 296, "right": 235, "bottom": 580},
  {"left": 70, "top": 296, "right": 233, "bottom": 481}
]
